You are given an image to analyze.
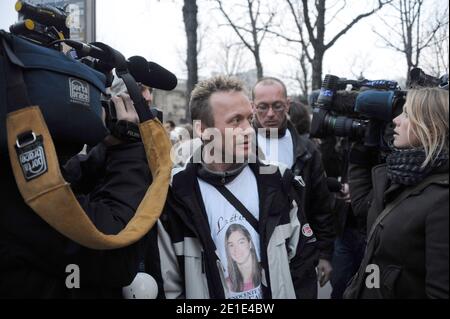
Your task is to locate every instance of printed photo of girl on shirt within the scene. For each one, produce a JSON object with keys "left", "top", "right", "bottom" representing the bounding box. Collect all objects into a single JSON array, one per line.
[{"left": 225, "top": 224, "right": 262, "bottom": 296}]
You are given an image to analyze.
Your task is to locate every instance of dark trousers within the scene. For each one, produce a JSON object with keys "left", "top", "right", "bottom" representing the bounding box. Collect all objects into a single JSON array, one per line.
[{"left": 330, "top": 227, "right": 365, "bottom": 299}]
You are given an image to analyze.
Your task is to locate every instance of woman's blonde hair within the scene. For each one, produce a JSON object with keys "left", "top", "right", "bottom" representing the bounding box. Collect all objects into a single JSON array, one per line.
[{"left": 405, "top": 87, "right": 449, "bottom": 167}]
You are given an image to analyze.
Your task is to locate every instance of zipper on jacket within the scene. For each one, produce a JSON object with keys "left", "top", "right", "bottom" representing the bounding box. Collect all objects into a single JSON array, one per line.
[{"left": 295, "top": 175, "right": 306, "bottom": 187}]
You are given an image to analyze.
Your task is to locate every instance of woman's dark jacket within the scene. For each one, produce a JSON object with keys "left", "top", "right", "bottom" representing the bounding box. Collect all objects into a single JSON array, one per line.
[{"left": 345, "top": 160, "right": 449, "bottom": 299}]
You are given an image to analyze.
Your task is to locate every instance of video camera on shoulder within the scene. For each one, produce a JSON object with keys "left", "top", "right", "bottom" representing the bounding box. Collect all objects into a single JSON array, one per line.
[
  {"left": 310, "top": 68, "right": 448, "bottom": 151},
  {"left": 2, "top": 0, "right": 176, "bottom": 152},
  {"left": 310, "top": 74, "right": 405, "bottom": 150}
]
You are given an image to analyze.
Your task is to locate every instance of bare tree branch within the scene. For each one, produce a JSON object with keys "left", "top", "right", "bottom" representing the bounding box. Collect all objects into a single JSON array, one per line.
[
  {"left": 376, "top": 11, "right": 405, "bottom": 39},
  {"left": 214, "top": 0, "right": 275, "bottom": 79},
  {"left": 215, "top": 0, "right": 254, "bottom": 53},
  {"left": 376, "top": 0, "right": 448, "bottom": 82},
  {"left": 325, "top": 0, "right": 346, "bottom": 26},
  {"left": 325, "top": 0, "right": 394, "bottom": 50},
  {"left": 285, "top": 0, "right": 313, "bottom": 61},
  {"left": 264, "top": 29, "right": 302, "bottom": 43},
  {"left": 259, "top": 12, "right": 276, "bottom": 44},
  {"left": 373, "top": 29, "right": 405, "bottom": 52},
  {"left": 301, "top": 0, "right": 317, "bottom": 48}
]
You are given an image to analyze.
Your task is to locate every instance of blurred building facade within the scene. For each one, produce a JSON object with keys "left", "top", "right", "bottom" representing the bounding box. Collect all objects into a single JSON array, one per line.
[{"left": 153, "top": 79, "right": 187, "bottom": 124}]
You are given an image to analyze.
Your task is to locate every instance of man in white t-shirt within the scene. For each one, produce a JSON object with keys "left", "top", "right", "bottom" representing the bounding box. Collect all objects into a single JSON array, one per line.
[
  {"left": 252, "top": 77, "right": 335, "bottom": 298},
  {"left": 157, "top": 76, "right": 318, "bottom": 299}
]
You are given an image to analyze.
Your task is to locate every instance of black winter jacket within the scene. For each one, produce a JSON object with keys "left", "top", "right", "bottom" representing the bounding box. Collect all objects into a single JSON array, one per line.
[
  {"left": 288, "top": 123, "right": 335, "bottom": 261},
  {"left": 345, "top": 162, "right": 449, "bottom": 299},
  {"left": 158, "top": 160, "right": 319, "bottom": 299},
  {"left": 0, "top": 142, "right": 151, "bottom": 298}
]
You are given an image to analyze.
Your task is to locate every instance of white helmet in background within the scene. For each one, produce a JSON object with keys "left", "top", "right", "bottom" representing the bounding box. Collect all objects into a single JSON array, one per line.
[{"left": 122, "top": 272, "right": 158, "bottom": 299}]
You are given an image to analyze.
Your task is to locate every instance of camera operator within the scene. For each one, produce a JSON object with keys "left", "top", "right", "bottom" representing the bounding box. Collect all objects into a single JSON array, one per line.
[
  {"left": 321, "top": 137, "right": 366, "bottom": 299},
  {"left": 0, "top": 85, "right": 153, "bottom": 298},
  {"left": 344, "top": 87, "right": 449, "bottom": 299},
  {"left": 109, "top": 71, "right": 154, "bottom": 109}
]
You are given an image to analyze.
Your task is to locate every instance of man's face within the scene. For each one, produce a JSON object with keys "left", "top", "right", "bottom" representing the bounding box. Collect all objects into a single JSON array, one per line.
[
  {"left": 253, "top": 82, "right": 290, "bottom": 129},
  {"left": 164, "top": 123, "right": 173, "bottom": 134},
  {"left": 141, "top": 85, "right": 153, "bottom": 107},
  {"left": 206, "top": 91, "right": 255, "bottom": 162}
]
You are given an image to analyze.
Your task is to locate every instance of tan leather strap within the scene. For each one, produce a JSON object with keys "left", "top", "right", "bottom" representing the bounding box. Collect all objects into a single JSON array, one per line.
[{"left": 7, "top": 106, "right": 171, "bottom": 250}]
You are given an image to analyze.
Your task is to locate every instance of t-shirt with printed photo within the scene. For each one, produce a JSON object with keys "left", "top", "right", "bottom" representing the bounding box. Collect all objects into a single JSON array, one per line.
[{"left": 198, "top": 166, "right": 263, "bottom": 299}]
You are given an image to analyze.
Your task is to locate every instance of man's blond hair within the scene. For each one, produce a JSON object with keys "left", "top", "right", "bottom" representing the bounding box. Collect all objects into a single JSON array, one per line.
[{"left": 190, "top": 75, "right": 247, "bottom": 127}]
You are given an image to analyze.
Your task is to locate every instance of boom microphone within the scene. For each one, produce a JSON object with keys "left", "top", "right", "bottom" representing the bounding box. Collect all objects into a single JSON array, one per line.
[
  {"left": 66, "top": 41, "right": 178, "bottom": 91},
  {"left": 127, "top": 56, "right": 178, "bottom": 91}
]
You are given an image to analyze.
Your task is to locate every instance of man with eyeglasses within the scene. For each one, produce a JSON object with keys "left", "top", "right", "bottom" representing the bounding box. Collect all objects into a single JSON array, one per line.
[{"left": 252, "top": 77, "right": 335, "bottom": 299}]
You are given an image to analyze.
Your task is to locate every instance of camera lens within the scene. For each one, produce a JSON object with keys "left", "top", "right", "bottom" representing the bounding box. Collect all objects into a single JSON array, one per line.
[{"left": 323, "top": 114, "right": 366, "bottom": 139}]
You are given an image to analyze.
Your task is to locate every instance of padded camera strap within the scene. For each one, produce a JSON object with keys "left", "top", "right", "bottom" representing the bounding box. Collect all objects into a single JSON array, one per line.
[{"left": 7, "top": 107, "right": 172, "bottom": 249}]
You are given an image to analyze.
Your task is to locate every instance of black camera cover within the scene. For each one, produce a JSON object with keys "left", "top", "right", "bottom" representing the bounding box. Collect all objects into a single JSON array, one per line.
[{"left": 1, "top": 33, "right": 108, "bottom": 157}]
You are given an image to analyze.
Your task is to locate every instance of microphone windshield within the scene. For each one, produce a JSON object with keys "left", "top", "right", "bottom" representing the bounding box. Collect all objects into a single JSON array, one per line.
[{"left": 128, "top": 56, "right": 178, "bottom": 90}]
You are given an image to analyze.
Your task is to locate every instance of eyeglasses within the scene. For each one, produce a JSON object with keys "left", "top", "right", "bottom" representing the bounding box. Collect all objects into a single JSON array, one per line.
[{"left": 255, "top": 102, "right": 287, "bottom": 114}]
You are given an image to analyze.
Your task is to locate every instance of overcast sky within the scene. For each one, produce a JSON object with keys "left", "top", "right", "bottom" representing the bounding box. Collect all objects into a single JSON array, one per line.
[{"left": 1, "top": 0, "right": 448, "bottom": 93}]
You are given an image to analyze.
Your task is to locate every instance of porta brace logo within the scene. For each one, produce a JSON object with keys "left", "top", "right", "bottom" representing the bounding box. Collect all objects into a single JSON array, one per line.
[
  {"left": 19, "top": 145, "right": 48, "bottom": 181},
  {"left": 69, "top": 77, "right": 90, "bottom": 106}
]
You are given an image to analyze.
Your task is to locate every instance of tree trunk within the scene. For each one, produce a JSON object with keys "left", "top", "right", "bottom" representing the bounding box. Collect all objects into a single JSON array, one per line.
[
  {"left": 311, "top": 0, "right": 325, "bottom": 90},
  {"left": 406, "top": 59, "right": 413, "bottom": 86},
  {"left": 254, "top": 50, "right": 264, "bottom": 80},
  {"left": 183, "top": 0, "right": 198, "bottom": 121},
  {"left": 300, "top": 52, "right": 309, "bottom": 99},
  {"left": 311, "top": 50, "right": 324, "bottom": 90}
]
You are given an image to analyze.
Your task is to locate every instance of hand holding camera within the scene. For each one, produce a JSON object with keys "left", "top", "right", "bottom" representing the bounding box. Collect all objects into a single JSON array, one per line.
[{"left": 102, "top": 93, "right": 140, "bottom": 146}]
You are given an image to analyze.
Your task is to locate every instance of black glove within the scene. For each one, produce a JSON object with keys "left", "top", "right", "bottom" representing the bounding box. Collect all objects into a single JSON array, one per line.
[{"left": 109, "top": 120, "right": 141, "bottom": 142}]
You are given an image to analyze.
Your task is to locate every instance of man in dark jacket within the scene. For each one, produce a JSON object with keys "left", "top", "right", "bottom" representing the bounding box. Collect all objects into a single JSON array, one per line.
[
  {"left": 252, "top": 77, "right": 335, "bottom": 296},
  {"left": 0, "top": 94, "right": 153, "bottom": 298},
  {"left": 157, "top": 76, "right": 318, "bottom": 299},
  {"left": 318, "top": 137, "right": 366, "bottom": 299}
]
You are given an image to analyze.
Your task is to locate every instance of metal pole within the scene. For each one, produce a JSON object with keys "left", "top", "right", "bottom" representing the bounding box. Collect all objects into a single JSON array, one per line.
[{"left": 85, "top": 0, "right": 96, "bottom": 42}]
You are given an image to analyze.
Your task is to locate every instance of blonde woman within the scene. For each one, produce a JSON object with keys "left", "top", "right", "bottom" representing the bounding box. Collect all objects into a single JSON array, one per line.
[{"left": 345, "top": 87, "right": 449, "bottom": 299}]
